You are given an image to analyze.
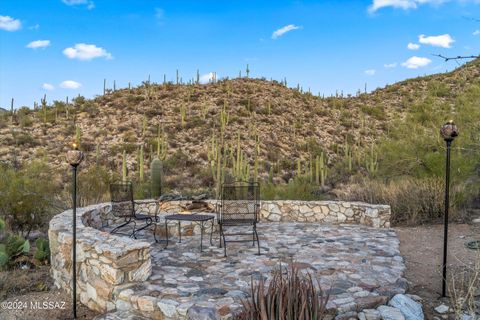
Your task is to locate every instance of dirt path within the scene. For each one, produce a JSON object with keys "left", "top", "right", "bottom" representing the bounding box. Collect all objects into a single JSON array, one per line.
[{"left": 395, "top": 223, "right": 480, "bottom": 316}]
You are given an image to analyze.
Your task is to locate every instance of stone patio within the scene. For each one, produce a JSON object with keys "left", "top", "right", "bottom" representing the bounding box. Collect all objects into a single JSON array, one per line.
[{"left": 107, "top": 222, "right": 406, "bottom": 319}]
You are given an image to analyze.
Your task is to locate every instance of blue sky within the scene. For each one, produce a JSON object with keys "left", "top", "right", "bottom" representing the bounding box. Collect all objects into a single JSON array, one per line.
[{"left": 1, "top": 0, "right": 479, "bottom": 109}]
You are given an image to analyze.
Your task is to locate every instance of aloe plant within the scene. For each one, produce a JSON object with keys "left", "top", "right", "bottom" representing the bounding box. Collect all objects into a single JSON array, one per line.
[
  {"left": 237, "top": 263, "right": 329, "bottom": 320},
  {"left": 34, "top": 238, "right": 50, "bottom": 263},
  {"left": 0, "top": 219, "right": 30, "bottom": 269}
]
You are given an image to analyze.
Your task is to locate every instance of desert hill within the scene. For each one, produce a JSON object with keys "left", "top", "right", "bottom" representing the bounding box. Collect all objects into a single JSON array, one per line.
[{"left": 0, "top": 58, "right": 479, "bottom": 192}]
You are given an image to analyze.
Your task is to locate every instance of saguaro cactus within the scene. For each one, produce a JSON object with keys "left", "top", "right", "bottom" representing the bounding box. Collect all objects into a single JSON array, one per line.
[
  {"left": 10, "top": 98, "right": 14, "bottom": 123},
  {"left": 157, "top": 126, "right": 168, "bottom": 160},
  {"left": 122, "top": 150, "right": 127, "bottom": 182},
  {"left": 365, "top": 143, "right": 378, "bottom": 175},
  {"left": 75, "top": 127, "right": 81, "bottom": 147},
  {"left": 138, "top": 145, "right": 144, "bottom": 182},
  {"left": 41, "top": 94, "right": 47, "bottom": 124},
  {"left": 315, "top": 152, "right": 327, "bottom": 187},
  {"left": 151, "top": 158, "right": 163, "bottom": 198}
]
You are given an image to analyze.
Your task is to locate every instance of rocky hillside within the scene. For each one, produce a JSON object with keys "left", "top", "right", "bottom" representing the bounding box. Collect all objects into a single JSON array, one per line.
[{"left": 0, "top": 58, "right": 479, "bottom": 190}]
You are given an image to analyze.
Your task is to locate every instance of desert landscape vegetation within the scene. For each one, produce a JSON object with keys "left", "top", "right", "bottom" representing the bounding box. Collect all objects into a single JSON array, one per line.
[{"left": 1, "top": 1, "right": 480, "bottom": 319}]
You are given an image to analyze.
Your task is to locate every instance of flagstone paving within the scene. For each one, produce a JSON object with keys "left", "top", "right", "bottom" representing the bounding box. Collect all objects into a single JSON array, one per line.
[{"left": 108, "top": 222, "right": 406, "bottom": 319}]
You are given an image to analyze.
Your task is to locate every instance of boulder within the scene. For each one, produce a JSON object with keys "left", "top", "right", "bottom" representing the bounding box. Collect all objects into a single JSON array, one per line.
[
  {"left": 377, "top": 306, "right": 405, "bottom": 320},
  {"left": 388, "top": 294, "right": 424, "bottom": 320}
]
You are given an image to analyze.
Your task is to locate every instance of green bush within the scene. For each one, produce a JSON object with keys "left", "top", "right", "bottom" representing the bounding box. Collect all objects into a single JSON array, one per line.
[
  {"left": 0, "top": 161, "right": 58, "bottom": 236},
  {"left": 261, "top": 177, "right": 327, "bottom": 201},
  {"left": 0, "top": 219, "right": 30, "bottom": 269},
  {"left": 75, "top": 165, "right": 115, "bottom": 207},
  {"left": 34, "top": 238, "right": 50, "bottom": 263}
]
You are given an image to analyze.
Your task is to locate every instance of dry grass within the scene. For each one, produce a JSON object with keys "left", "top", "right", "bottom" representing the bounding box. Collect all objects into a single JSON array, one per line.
[
  {"left": 341, "top": 177, "right": 466, "bottom": 225},
  {"left": 448, "top": 252, "right": 480, "bottom": 318}
]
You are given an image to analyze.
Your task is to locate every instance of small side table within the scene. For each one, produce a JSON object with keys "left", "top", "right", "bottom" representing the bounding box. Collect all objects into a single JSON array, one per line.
[{"left": 155, "top": 214, "right": 215, "bottom": 252}]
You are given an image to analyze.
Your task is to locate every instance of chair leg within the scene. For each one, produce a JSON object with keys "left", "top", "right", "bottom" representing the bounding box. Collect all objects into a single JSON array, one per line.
[
  {"left": 134, "top": 218, "right": 153, "bottom": 232},
  {"left": 223, "top": 233, "right": 227, "bottom": 258},
  {"left": 131, "top": 220, "right": 137, "bottom": 239},
  {"left": 153, "top": 222, "right": 158, "bottom": 243},
  {"left": 209, "top": 219, "right": 214, "bottom": 246},
  {"left": 254, "top": 224, "right": 260, "bottom": 255},
  {"left": 219, "top": 224, "right": 223, "bottom": 248}
]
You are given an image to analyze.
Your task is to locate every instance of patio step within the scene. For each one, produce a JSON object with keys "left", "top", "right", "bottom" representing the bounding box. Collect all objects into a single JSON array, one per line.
[{"left": 94, "top": 310, "right": 150, "bottom": 320}]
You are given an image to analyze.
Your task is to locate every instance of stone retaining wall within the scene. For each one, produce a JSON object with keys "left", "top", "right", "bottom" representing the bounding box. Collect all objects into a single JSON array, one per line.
[
  {"left": 48, "top": 203, "right": 152, "bottom": 313},
  {"left": 136, "top": 200, "right": 391, "bottom": 228}
]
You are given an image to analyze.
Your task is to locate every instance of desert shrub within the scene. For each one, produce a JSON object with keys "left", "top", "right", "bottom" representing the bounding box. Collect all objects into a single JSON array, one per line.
[
  {"left": 14, "top": 132, "right": 38, "bottom": 147},
  {"left": 261, "top": 177, "right": 327, "bottom": 201},
  {"left": 341, "top": 177, "right": 466, "bottom": 225},
  {"left": 428, "top": 80, "right": 450, "bottom": 97},
  {"left": 0, "top": 218, "right": 30, "bottom": 270},
  {"left": 236, "top": 263, "right": 329, "bottom": 320},
  {"left": 448, "top": 254, "right": 480, "bottom": 319},
  {"left": 75, "top": 165, "right": 115, "bottom": 207},
  {"left": 360, "top": 104, "right": 386, "bottom": 120},
  {"left": 0, "top": 161, "right": 58, "bottom": 236}
]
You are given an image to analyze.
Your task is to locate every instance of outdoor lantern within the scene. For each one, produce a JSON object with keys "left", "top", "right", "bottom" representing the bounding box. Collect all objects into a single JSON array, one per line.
[
  {"left": 66, "top": 142, "right": 84, "bottom": 166},
  {"left": 439, "top": 120, "right": 458, "bottom": 298},
  {"left": 440, "top": 120, "right": 458, "bottom": 142},
  {"left": 66, "top": 141, "right": 84, "bottom": 320}
]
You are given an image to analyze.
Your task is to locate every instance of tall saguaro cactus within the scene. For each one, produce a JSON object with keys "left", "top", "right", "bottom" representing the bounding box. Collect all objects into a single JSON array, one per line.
[
  {"left": 138, "top": 145, "right": 144, "bottom": 182},
  {"left": 10, "top": 98, "right": 14, "bottom": 124},
  {"left": 365, "top": 143, "right": 378, "bottom": 175},
  {"left": 122, "top": 150, "right": 127, "bottom": 182},
  {"left": 151, "top": 158, "right": 163, "bottom": 198},
  {"left": 157, "top": 125, "right": 168, "bottom": 160},
  {"left": 315, "top": 152, "right": 327, "bottom": 187},
  {"left": 41, "top": 94, "right": 47, "bottom": 124}
]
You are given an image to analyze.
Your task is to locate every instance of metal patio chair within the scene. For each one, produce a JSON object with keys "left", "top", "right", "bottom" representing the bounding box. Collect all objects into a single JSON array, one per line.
[
  {"left": 109, "top": 181, "right": 154, "bottom": 239},
  {"left": 217, "top": 181, "right": 261, "bottom": 257}
]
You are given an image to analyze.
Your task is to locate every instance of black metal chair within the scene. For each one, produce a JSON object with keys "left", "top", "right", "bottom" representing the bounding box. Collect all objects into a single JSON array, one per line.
[
  {"left": 217, "top": 181, "right": 260, "bottom": 257},
  {"left": 109, "top": 182, "right": 154, "bottom": 239}
]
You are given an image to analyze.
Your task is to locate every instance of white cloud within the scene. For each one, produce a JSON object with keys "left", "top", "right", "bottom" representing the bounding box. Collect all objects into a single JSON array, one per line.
[
  {"left": 407, "top": 42, "right": 420, "bottom": 50},
  {"left": 63, "top": 43, "right": 112, "bottom": 61},
  {"left": 401, "top": 56, "right": 432, "bottom": 69},
  {"left": 473, "top": 30, "right": 480, "bottom": 36},
  {"left": 271, "top": 24, "right": 301, "bottom": 39},
  {"left": 155, "top": 8, "right": 165, "bottom": 21},
  {"left": 42, "top": 83, "right": 54, "bottom": 90},
  {"left": 199, "top": 72, "right": 215, "bottom": 84},
  {"left": 364, "top": 69, "right": 376, "bottom": 76},
  {"left": 384, "top": 62, "right": 398, "bottom": 68},
  {"left": 26, "top": 40, "right": 50, "bottom": 49},
  {"left": 368, "top": 0, "right": 447, "bottom": 13},
  {"left": 0, "top": 15, "right": 21, "bottom": 31},
  {"left": 60, "top": 80, "right": 82, "bottom": 89},
  {"left": 418, "top": 34, "right": 454, "bottom": 48},
  {"left": 62, "top": 0, "right": 95, "bottom": 10},
  {"left": 28, "top": 24, "right": 39, "bottom": 30}
]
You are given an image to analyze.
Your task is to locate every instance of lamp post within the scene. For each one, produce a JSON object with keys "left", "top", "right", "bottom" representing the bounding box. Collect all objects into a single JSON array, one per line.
[
  {"left": 66, "top": 142, "right": 84, "bottom": 319},
  {"left": 439, "top": 120, "right": 458, "bottom": 298}
]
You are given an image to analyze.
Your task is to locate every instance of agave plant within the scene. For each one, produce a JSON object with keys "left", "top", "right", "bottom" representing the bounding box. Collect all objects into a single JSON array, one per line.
[
  {"left": 236, "top": 263, "right": 330, "bottom": 320},
  {"left": 0, "top": 218, "right": 31, "bottom": 269}
]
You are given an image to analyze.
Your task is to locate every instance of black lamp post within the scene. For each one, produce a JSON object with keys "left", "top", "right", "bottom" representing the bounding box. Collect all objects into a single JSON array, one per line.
[
  {"left": 66, "top": 142, "right": 84, "bottom": 319},
  {"left": 439, "top": 120, "right": 458, "bottom": 298}
]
